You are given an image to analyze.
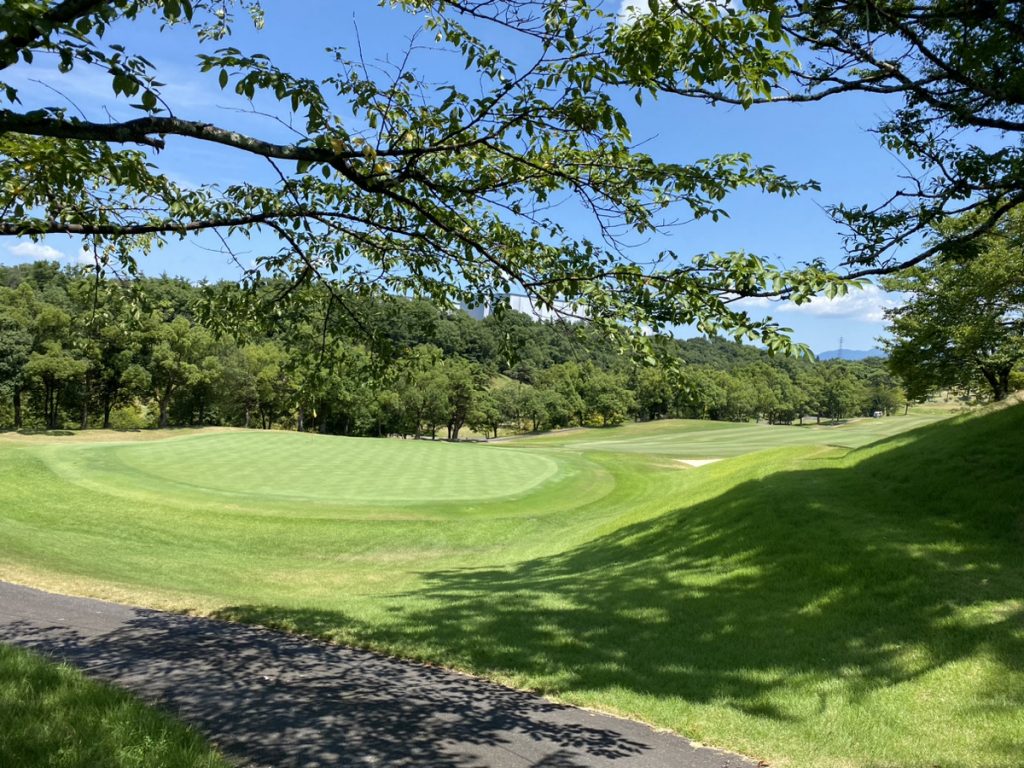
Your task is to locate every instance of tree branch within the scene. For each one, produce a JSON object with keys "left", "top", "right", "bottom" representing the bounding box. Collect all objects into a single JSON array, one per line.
[{"left": 0, "top": 0, "right": 110, "bottom": 68}]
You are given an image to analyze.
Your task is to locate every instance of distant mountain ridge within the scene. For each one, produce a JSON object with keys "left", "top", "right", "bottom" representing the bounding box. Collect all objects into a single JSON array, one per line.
[{"left": 816, "top": 348, "right": 886, "bottom": 361}]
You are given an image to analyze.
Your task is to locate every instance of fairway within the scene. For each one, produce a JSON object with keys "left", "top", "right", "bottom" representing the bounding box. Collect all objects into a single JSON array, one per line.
[
  {"left": 2, "top": 405, "right": 1021, "bottom": 768},
  {"left": 514, "top": 408, "right": 952, "bottom": 457}
]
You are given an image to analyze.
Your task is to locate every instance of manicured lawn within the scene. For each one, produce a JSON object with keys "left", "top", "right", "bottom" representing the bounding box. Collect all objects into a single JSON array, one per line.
[
  {"left": 1, "top": 405, "right": 1020, "bottom": 767},
  {"left": 41, "top": 430, "right": 562, "bottom": 504},
  {"left": 516, "top": 406, "right": 954, "bottom": 457},
  {"left": 0, "top": 644, "right": 228, "bottom": 768}
]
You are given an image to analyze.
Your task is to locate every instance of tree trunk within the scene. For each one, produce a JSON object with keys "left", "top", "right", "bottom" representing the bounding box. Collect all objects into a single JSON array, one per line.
[
  {"left": 159, "top": 396, "right": 170, "bottom": 428},
  {"left": 46, "top": 383, "right": 59, "bottom": 430},
  {"left": 103, "top": 398, "right": 113, "bottom": 429},
  {"left": 13, "top": 387, "right": 22, "bottom": 429},
  {"left": 244, "top": 407, "right": 251, "bottom": 429},
  {"left": 80, "top": 397, "right": 88, "bottom": 430},
  {"left": 980, "top": 367, "right": 1009, "bottom": 401}
]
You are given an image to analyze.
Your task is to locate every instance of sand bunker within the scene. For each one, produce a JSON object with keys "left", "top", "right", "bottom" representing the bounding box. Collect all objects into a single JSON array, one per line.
[{"left": 674, "top": 458, "right": 722, "bottom": 468}]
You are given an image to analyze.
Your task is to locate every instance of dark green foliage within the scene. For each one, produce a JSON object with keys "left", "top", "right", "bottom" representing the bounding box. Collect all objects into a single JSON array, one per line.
[
  {"left": 0, "top": 262, "right": 904, "bottom": 435},
  {"left": 883, "top": 209, "right": 1024, "bottom": 402}
]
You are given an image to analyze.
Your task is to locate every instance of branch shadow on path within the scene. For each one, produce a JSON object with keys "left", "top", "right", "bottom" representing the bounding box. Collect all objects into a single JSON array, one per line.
[{"left": 0, "top": 587, "right": 750, "bottom": 768}]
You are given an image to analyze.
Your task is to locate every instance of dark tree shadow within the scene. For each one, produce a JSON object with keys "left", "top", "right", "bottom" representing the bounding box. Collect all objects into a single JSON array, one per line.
[
  {"left": 1, "top": 586, "right": 751, "bottom": 768},
  {"left": 10, "top": 428, "right": 76, "bottom": 436}
]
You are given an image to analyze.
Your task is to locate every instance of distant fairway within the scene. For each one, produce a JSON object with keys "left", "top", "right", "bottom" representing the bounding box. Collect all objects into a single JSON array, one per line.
[
  {"left": 513, "top": 408, "right": 954, "bottom": 457},
  {"left": 2, "top": 404, "right": 1021, "bottom": 768}
]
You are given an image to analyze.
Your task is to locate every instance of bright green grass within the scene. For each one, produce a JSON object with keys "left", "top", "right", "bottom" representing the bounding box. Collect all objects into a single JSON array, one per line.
[
  {"left": 1, "top": 407, "right": 1021, "bottom": 768},
  {"left": 514, "top": 407, "right": 954, "bottom": 457},
  {"left": 41, "top": 431, "right": 561, "bottom": 504},
  {"left": 0, "top": 644, "right": 228, "bottom": 768}
]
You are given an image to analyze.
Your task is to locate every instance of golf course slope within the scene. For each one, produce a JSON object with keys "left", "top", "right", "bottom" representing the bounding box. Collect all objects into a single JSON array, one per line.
[{"left": 0, "top": 403, "right": 1021, "bottom": 768}]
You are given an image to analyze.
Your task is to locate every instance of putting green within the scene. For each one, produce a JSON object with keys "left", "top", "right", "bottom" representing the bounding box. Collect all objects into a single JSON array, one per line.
[{"left": 38, "top": 431, "right": 562, "bottom": 504}]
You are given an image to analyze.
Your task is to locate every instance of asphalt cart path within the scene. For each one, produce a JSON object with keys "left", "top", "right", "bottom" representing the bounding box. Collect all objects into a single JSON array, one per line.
[{"left": 0, "top": 581, "right": 757, "bottom": 768}]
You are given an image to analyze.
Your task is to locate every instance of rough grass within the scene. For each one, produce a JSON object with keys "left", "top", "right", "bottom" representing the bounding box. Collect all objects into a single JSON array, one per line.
[
  {"left": 1, "top": 405, "right": 1020, "bottom": 768},
  {"left": 0, "top": 644, "right": 228, "bottom": 768}
]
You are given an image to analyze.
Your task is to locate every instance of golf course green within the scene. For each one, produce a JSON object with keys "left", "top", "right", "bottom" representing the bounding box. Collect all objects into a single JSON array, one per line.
[{"left": 1, "top": 404, "right": 1021, "bottom": 768}]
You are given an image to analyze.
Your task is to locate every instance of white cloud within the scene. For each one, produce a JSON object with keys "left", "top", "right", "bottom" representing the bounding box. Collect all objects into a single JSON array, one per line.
[
  {"left": 4, "top": 57, "right": 229, "bottom": 123},
  {"left": 7, "top": 241, "right": 64, "bottom": 261},
  {"left": 738, "top": 284, "right": 905, "bottom": 323},
  {"left": 619, "top": 0, "right": 735, "bottom": 24},
  {"left": 618, "top": 0, "right": 646, "bottom": 23}
]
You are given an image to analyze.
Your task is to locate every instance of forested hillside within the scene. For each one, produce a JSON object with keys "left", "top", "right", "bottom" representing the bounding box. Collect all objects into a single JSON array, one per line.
[{"left": 0, "top": 262, "right": 904, "bottom": 437}]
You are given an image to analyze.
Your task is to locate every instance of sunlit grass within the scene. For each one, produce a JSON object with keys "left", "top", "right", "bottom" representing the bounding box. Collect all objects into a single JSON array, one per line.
[
  {"left": 0, "top": 644, "right": 228, "bottom": 768},
  {"left": 1, "top": 406, "right": 1020, "bottom": 767}
]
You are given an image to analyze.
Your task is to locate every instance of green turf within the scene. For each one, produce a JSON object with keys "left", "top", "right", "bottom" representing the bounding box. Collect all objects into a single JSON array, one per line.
[
  {"left": 1, "top": 406, "right": 1020, "bottom": 768},
  {"left": 514, "top": 407, "right": 953, "bottom": 457},
  {"left": 0, "top": 644, "right": 228, "bottom": 768},
  {"left": 41, "top": 431, "right": 562, "bottom": 504}
]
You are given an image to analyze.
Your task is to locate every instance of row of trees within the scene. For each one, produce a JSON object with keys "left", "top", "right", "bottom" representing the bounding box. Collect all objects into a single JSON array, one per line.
[
  {"left": 883, "top": 210, "right": 1024, "bottom": 403},
  {"left": 0, "top": 262, "right": 905, "bottom": 437}
]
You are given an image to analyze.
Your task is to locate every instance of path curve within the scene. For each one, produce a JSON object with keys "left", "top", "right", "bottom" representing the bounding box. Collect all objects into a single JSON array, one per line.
[{"left": 0, "top": 582, "right": 758, "bottom": 768}]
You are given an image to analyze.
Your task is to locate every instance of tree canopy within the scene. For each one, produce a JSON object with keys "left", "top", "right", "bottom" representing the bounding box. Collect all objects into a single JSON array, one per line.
[
  {"left": 649, "top": 0, "right": 1024, "bottom": 274},
  {"left": 883, "top": 208, "right": 1024, "bottom": 401},
  {"left": 0, "top": 0, "right": 864, "bottom": 355}
]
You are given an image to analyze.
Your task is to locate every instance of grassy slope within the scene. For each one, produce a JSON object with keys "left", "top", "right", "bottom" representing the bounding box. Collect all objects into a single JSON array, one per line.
[
  {"left": 0, "top": 644, "right": 228, "bottom": 768},
  {"left": 0, "top": 406, "right": 1020, "bottom": 767}
]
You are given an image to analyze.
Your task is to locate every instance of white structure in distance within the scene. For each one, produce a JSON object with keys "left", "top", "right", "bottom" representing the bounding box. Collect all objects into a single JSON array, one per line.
[{"left": 460, "top": 293, "right": 584, "bottom": 323}]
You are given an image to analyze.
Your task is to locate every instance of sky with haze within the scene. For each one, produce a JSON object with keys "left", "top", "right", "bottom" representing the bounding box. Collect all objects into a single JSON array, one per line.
[{"left": 0, "top": 0, "right": 917, "bottom": 353}]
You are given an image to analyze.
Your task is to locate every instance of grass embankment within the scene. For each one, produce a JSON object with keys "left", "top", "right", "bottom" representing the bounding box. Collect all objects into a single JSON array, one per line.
[
  {"left": 0, "top": 644, "right": 228, "bottom": 768},
  {"left": 0, "top": 405, "right": 1020, "bottom": 767}
]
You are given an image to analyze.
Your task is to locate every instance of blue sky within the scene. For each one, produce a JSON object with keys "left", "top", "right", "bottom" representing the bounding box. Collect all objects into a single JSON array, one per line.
[{"left": 0, "top": 1, "right": 913, "bottom": 352}]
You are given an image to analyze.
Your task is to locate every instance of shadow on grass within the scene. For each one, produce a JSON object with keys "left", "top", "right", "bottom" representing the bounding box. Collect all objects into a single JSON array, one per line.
[
  {"left": 9, "top": 428, "right": 76, "bottom": 436},
  {"left": 0, "top": 585, "right": 733, "bottom": 768},
  {"left": 0, "top": 644, "right": 226, "bottom": 768},
  {"left": 218, "top": 405, "right": 1024, "bottom": 757}
]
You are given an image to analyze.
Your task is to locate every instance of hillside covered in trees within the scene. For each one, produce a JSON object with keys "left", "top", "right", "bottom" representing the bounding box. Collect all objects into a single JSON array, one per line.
[{"left": 1, "top": 262, "right": 906, "bottom": 437}]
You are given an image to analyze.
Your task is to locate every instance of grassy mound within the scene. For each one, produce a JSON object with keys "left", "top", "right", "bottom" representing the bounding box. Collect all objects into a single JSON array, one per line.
[
  {"left": 1, "top": 406, "right": 1020, "bottom": 767},
  {"left": 0, "top": 644, "right": 228, "bottom": 768}
]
